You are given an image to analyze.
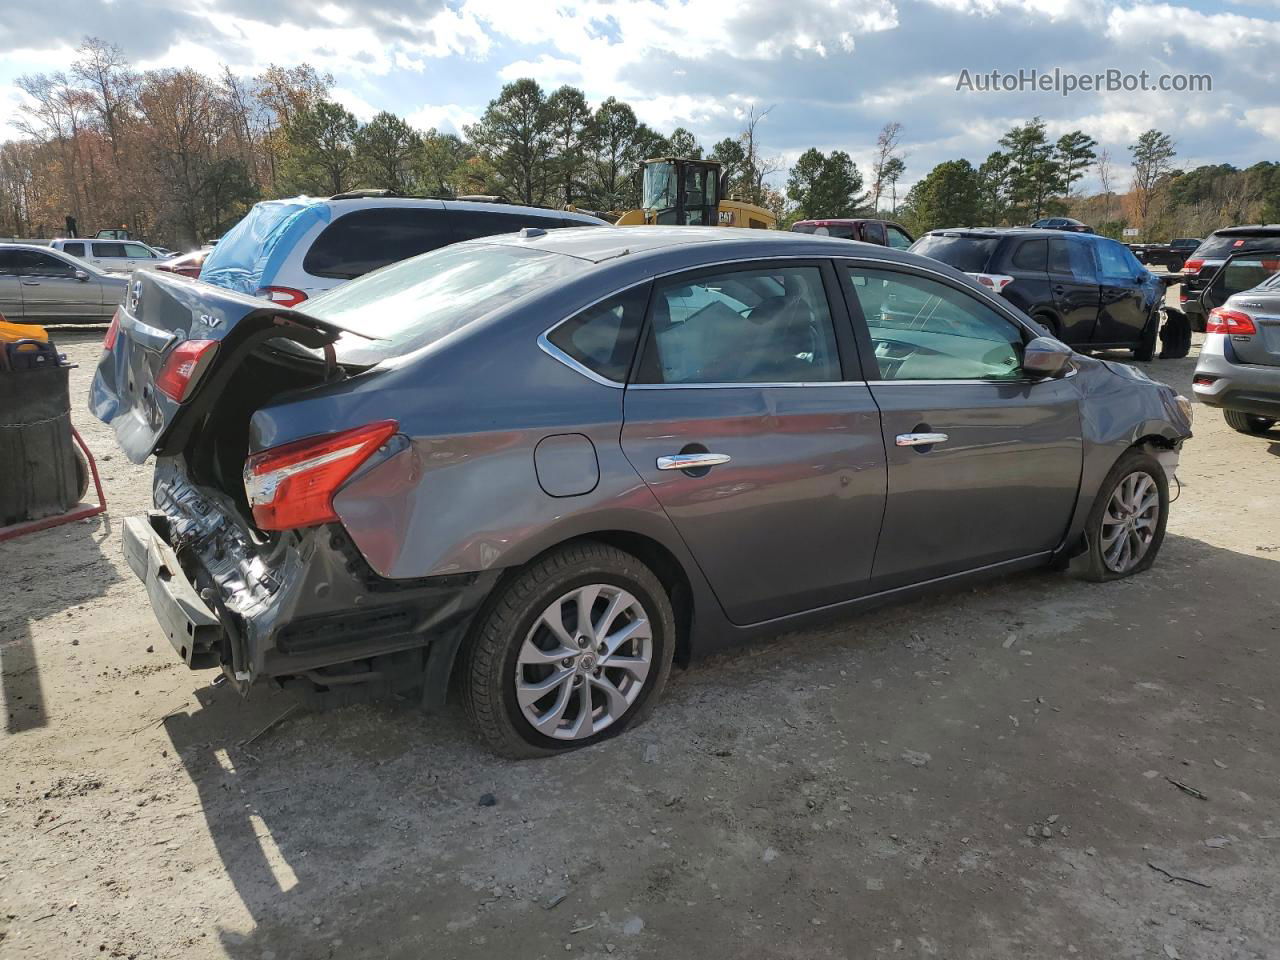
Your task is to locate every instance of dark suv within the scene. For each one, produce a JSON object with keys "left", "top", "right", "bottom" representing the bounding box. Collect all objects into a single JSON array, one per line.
[
  {"left": 1180, "top": 225, "right": 1280, "bottom": 330},
  {"left": 791, "top": 219, "right": 914, "bottom": 249},
  {"left": 911, "top": 228, "right": 1185, "bottom": 359}
]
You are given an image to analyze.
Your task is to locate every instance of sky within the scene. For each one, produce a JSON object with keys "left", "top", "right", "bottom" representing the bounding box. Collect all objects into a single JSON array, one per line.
[{"left": 1, "top": 0, "right": 1277, "bottom": 194}]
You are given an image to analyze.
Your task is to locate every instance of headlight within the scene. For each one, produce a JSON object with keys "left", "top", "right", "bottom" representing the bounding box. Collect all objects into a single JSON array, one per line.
[{"left": 1176, "top": 394, "right": 1194, "bottom": 425}]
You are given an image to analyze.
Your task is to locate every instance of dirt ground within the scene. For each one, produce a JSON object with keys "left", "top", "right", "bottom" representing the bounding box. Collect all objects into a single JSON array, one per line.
[{"left": 2, "top": 302, "right": 1279, "bottom": 960}]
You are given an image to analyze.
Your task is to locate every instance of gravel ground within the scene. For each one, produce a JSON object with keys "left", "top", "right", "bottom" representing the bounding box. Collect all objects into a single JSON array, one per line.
[{"left": 2, "top": 302, "right": 1278, "bottom": 960}]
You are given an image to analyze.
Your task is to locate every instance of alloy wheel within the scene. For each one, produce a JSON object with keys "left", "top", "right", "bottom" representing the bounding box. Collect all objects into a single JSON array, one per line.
[
  {"left": 515, "top": 584, "right": 652, "bottom": 740},
  {"left": 1100, "top": 470, "right": 1161, "bottom": 573}
]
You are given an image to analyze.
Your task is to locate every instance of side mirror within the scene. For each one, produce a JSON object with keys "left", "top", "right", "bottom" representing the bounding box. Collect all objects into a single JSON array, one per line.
[
  {"left": 74, "top": 269, "right": 89, "bottom": 282},
  {"left": 1023, "top": 336, "right": 1073, "bottom": 378}
]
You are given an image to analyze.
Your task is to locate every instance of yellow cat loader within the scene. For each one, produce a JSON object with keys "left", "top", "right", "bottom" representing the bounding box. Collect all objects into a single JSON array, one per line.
[{"left": 615, "top": 158, "right": 776, "bottom": 229}]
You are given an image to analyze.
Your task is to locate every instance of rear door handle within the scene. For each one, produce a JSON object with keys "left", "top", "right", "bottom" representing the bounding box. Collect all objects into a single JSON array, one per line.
[
  {"left": 656, "top": 453, "right": 731, "bottom": 471},
  {"left": 21, "top": 280, "right": 40, "bottom": 286},
  {"left": 896, "top": 432, "right": 948, "bottom": 447}
]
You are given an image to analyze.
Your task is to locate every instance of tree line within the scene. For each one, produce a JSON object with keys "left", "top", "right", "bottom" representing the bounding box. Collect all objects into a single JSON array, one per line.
[
  {"left": 1, "top": 38, "right": 1276, "bottom": 247},
  {"left": 899, "top": 119, "right": 1280, "bottom": 240}
]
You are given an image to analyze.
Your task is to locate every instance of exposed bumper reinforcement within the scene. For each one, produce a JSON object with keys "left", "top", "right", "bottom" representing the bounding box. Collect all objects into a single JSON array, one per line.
[{"left": 122, "top": 515, "right": 223, "bottom": 669}]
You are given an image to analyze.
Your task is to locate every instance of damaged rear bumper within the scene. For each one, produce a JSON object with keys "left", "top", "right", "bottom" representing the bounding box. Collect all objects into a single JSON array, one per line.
[{"left": 122, "top": 461, "right": 499, "bottom": 698}]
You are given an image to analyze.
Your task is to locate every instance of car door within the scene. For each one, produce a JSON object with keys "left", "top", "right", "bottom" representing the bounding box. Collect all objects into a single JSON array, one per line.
[
  {"left": 620, "top": 260, "right": 887, "bottom": 625},
  {"left": 1047, "top": 235, "right": 1100, "bottom": 343},
  {"left": 15, "top": 250, "right": 97, "bottom": 321},
  {"left": 0, "top": 250, "right": 25, "bottom": 320},
  {"left": 1091, "top": 237, "right": 1150, "bottom": 345},
  {"left": 838, "top": 261, "right": 1082, "bottom": 589},
  {"left": 88, "top": 241, "right": 128, "bottom": 272}
]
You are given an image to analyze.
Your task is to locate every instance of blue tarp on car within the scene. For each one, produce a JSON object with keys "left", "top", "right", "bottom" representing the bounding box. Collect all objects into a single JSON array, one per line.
[{"left": 199, "top": 197, "right": 332, "bottom": 294}]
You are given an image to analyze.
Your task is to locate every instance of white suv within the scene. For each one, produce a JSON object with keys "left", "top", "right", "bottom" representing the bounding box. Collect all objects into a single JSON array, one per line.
[
  {"left": 50, "top": 238, "right": 170, "bottom": 273},
  {"left": 197, "top": 194, "right": 611, "bottom": 307}
]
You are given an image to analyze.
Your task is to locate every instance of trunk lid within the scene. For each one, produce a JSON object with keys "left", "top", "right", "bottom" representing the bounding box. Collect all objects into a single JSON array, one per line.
[{"left": 90, "top": 270, "right": 364, "bottom": 463}]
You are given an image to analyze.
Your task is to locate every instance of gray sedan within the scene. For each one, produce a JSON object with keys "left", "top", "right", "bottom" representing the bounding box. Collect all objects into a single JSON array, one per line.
[
  {"left": 90, "top": 228, "right": 1193, "bottom": 757},
  {"left": 0, "top": 243, "right": 127, "bottom": 323},
  {"left": 1192, "top": 248, "right": 1280, "bottom": 434}
]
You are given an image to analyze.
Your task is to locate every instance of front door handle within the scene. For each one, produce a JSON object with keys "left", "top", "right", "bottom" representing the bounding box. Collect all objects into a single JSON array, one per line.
[
  {"left": 656, "top": 452, "right": 731, "bottom": 471},
  {"left": 896, "top": 432, "right": 948, "bottom": 447},
  {"left": 21, "top": 280, "right": 40, "bottom": 286}
]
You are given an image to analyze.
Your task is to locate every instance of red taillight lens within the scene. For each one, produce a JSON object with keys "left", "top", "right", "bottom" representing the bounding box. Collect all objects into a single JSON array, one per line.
[
  {"left": 1181, "top": 258, "right": 1204, "bottom": 275},
  {"left": 243, "top": 421, "right": 398, "bottom": 531},
  {"left": 103, "top": 310, "right": 120, "bottom": 351},
  {"left": 258, "top": 286, "right": 308, "bottom": 307},
  {"left": 968, "top": 272, "right": 1015, "bottom": 293},
  {"left": 1205, "top": 308, "right": 1257, "bottom": 335},
  {"left": 1193, "top": 375, "right": 1217, "bottom": 386},
  {"left": 155, "top": 339, "right": 218, "bottom": 401}
]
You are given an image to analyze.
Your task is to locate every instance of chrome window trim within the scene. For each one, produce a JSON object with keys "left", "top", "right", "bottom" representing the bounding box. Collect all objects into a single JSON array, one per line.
[
  {"left": 537, "top": 333, "right": 624, "bottom": 389},
  {"left": 536, "top": 251, "right": 1050, "bottom": 388},
  {"left": 629, "top": 380, "right": 867, "bottom": 390},
  {"left": 863, "top": 366, "right": 1077, "bottom": 386}
]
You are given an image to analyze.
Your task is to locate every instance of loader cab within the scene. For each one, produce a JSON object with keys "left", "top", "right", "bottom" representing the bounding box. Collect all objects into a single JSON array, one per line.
[{"left": 641, "top": 158, "right": 722, "bottom": 226}]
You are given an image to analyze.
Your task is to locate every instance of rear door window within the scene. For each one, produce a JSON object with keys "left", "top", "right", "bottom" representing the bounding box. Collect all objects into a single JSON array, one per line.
[
  {"left": 909, "top": 235, "right": 998, "bottom": 272},
  {"left": 303, "top": 208, "right": 455, "bottom": 279},
  {"left": 93, "top": 242, "right": 127, "bottom": 258},
  {"left": 62, "top": 242, "right": 86, "bottom": 258},
  {"left": 124, "top": 243, "right": 154, "bottom": 258},
  {"left": 862, "top": 222, "right": 887, "bottom": 245},
  {"left": 1010, "top": 239, "right": 1047, "bottom": 272},
  {"left": 636, "top": 265, "right": 841, "bottom": 384},
  {"left": 546, "top": 285, "right": 649, "bottom": 383}
]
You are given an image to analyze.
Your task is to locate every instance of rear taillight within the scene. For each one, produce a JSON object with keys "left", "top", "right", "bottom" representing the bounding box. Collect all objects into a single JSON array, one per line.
[
  {"left": 969, "top": 273, "right": 1015, "bottom": 294},
  {"left": 103, "top": 310, "right": 120, "bottom": 351},
  {"left": 259, "top": 286, "right": 308, "bottom": 307},
  {"left": 1181, "top": 258, "right": 1204, "bottom": 275},
  {"left": 243, "top": 421, "right": 398, "bottom": 531},
  {"left": 155, "top": 339, "right": 218, "bottom": 401},
  {"left": 1205, "top": 308, "right": 1257, "bottom": 336}
]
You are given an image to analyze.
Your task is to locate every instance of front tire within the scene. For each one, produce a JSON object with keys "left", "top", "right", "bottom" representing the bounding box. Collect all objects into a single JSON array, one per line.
[
  {"left": 461, "top": 542, "right": 675, "bottom": 758},
  {"left": 1076, "top": 449, "right": 1169, "bottom": 582},
  {"left": 1223, "top": 410, "right": 1276, "bottom": 434}
]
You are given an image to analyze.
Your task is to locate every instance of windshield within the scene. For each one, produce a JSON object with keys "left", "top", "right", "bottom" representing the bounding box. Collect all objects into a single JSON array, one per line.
[
  {"left": 199, "top": 197, "right": 328, "bottom": 294},
  {"left": 642, "top": 162, "right": 677, "bottom": 211},
  {"left": 910, "top": 234, "right": 1000, "bottom": 273},
  {"left": 305, "top": 241, "right": 588, "bottom": 364}
]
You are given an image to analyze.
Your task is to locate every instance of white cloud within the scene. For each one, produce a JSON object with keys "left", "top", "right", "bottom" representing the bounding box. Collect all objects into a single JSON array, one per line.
[
  {"left": 330, "top": 88, "right": 381, "bottom": 122},
  {"left": 405, "top": 103, "right": 481, "bottom": 135}
]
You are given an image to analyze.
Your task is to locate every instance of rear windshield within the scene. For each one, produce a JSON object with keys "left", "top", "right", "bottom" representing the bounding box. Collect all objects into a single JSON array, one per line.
[
  {"left": 910, "top": 234, "right": 999, "bottom": 272},
  {"left": 1195, "top": 233, "right": 1280, "bottom": 259},
  {"left": 200, "top": 197, "right": 326, "bottom": 294},
  {"left": 305, "top": 242, "right": 587, "bottom": 364},
  {"left": 792, "top": 224, "right": 857, "bottom": 239}
]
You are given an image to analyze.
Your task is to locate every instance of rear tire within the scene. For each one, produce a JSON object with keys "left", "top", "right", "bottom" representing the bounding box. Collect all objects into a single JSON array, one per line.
[
  {"left": 461, "top": 541, "right": 675, "bottom": 758},
  {"left": 1159, "top": 307, "right": 1192, "bottom": 359},
  {"left": 1223, "top": 410, "right": 1276, "bottom": 434},
  {"left": 1075, "top": 449, "right": 1169, "bottom": 583}
]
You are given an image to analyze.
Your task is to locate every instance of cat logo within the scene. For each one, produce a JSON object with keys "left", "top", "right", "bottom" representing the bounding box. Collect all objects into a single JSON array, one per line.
[{"left": 717, "top": 210, "right": 735, "bottom": 226}]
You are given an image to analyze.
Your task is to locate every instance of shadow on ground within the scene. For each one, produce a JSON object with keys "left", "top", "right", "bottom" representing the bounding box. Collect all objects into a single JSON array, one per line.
[{"left": 160, "top": 531, "right": 1280, "bottom": 960}]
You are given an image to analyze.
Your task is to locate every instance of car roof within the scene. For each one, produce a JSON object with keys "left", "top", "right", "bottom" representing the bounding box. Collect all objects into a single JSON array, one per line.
[
  {"left": 792, "top": 218, "right": 896, "bottom": 225},
  {"left": 320, "top": 195, "right": 608, "bottom": 225},
  {"left": 475, "top": 225, "right": 924, "bottom": 265},
  {"left": 1214, "top": 224, "right": 1280, "bottom": 236},
  {"left": 923, "top": 227, "right": 1084, "bottom": 239}
]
